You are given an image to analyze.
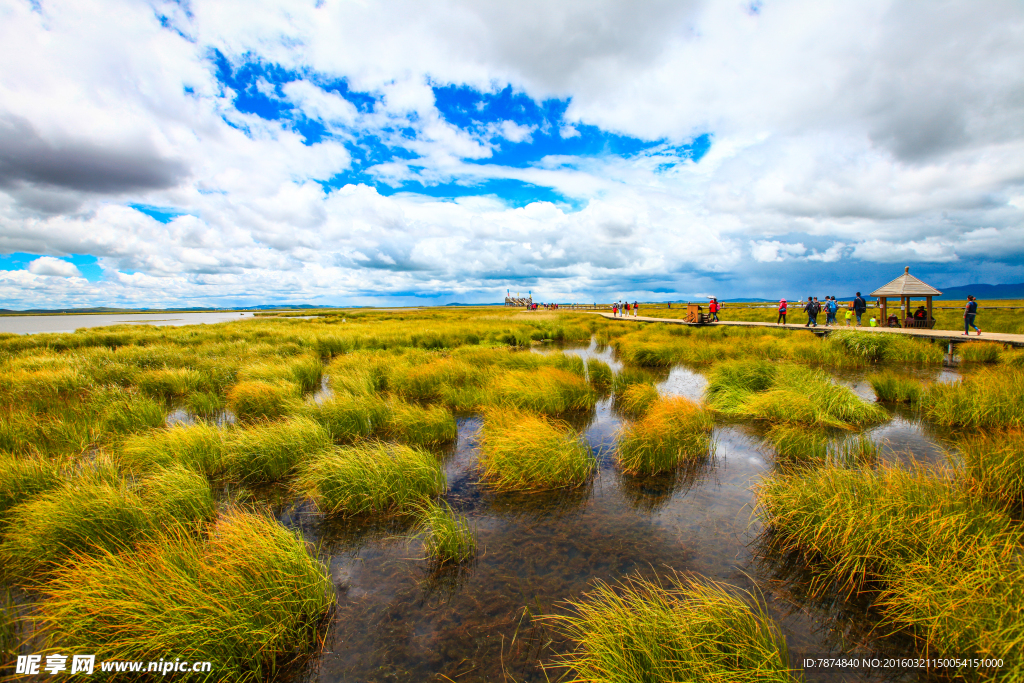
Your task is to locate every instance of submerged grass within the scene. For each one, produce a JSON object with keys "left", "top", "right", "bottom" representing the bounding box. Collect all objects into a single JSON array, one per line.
[
  {"left": 479, "top": 407, "right": 595, "bottom": 491},
  {"left": 39, "top": 510, "right": 334, "bottom": 682},
  {"left": 545, "top": 574, "right": 800, "bottom": 683},
  {"left": 295, "top": 442, "right": 446, "bottom": 516},
  {"left": 617, "top": 397, "right": 714, "bottom": 475}
]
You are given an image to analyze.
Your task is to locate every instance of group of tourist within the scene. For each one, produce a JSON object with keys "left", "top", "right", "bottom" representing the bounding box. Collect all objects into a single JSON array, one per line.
[
  {"left": 612, "top": 301, "right": 640, "bottom": 317},
  {"left": 775, "top": 292, "right": 982, "bottom": 335}
]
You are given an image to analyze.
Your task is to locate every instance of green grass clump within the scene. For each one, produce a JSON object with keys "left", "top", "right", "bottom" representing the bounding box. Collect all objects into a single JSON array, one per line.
[
  {"left": 136, "top": 367, "right": 206, "bottom": 399},
  {"left": 389, "top": 357, "right": 486, "bottom": 403},
  {"left": 1, "top": 464, "right": 214, "bottom": 580},
  {"left": 953, "top": 430, "right": 1024, "bottom": 511},
  {"left": 227, "top": 380, "right": 298, "bottom": 421},
  {"left": 0, "top": 453, "right": 63, "bottom": 520},
  {"left": 99, "top": 391, "right": 165, "bottom": 437},
  {"left": 586, "top": 358, "right": 613, "bottom": 391},
  {"left": 223, "top": 418, "right": 332, "bottom": 484},
  {"left": 923, "top": 367, "right": 1024, "bottom": 429},
  {"left": 616, "top": 382, "right": 660, "bottom": 417},
  {"left": 488, "top": 367, "right": 597, "bottom": 414},
  {"left": 761, "top": 424, "right": 829, "bottom": 464},
  {"left": 295, "top": 442, "right": 446, "bottom": 516},
  {"left": 617, "top": 397, "right": 714, "bottom": 475},
  {"left": 958, "top": 342, "right": 1002, "bottom": 363},
  {"left": 39, "top": 510, "right": 334, "bottom": 681},
  {"left": 290, "top": 356, "right": 325, "bottom": 393},
  {"left": 299, "top": 394, "right": 387, "bottom": 443},
  {"left": 382, "top": 400, "right": 458, "bottom": 446},
  {"left": 479, "top": 408, "right": 595, "bottom": 491},
  {"left": 121, "top": 422, "right": 225, "bottom": 475},
  {"left": 186, "top": 390, "right": 226, "bottom": 417},
  {"left": 707, "top": 361, "right": 885, "bottom": 428},
  {"left": 612, "top": 367, "right": 661, "bottom": 395},
  {"left": 545, "top": 574, "right": 800, "bottom": 683},
  {"left": 417, "top": 499, "right": 476, "bottom": 566},
  {"left": 825, "top": 330, "right": 943, "bottom": 364},
  {"left": 867, "top": 370, "right": 924, "bottom": 403}
]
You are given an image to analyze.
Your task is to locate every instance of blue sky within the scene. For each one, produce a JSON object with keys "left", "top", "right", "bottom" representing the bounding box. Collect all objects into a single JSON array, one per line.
[{"left": 1, "top": 0, "right": 1022, "bottom": 309}]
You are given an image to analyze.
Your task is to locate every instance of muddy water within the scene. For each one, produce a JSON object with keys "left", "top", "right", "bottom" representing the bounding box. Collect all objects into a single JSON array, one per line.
[{"left": 270, "top": 345, "right": 960, "bottom": 683}]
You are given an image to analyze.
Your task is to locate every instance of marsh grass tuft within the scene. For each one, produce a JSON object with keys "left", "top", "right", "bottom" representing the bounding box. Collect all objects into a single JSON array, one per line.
[
  {"left": 488, "top": 367, "right": 597, "bottom": 415},
  {"left": 953, "top": 429, "right": 1024, "bottom": 511},
  {"left": 223, "top": 417, "right": 332, "bottom": 484},
  {"left": 121, "top": 422, "right": 225, "bottom": 475},
  {"left": 39, "top": 510, "right": 334, "bottom": 681},
  {"left": 867, "top": 370, "right": 924, "bottom": 404},
  {"left": 0, "top": 453, "right": 63, "bottom": 520},
  {"left": 923, "top": 367, "right": 1024, "bottom": 429},
  {"left": 585, "top": 358, "right": 613, "bottom": 392},
  {"left": 479, "top": 407, "right": 595, "bottom": 491},
  {"left": 416, "top": 499, "right": 476, "bottom": 567},
  {"left": 615, "top": 382, "right": 660, "bottom": 417},
  {"left": 382, "top": 400, "right": 458, "bottom": 446},
  {"left": 617, "top": 397, "right": 714, "bottom": 475},
  {"left": 295, "top": 442, "right": 446, "bottom": 516},
  {"left": 227, "top": 380, "right": 298, "bottom": 421},
  {"left": 1, "top": 463, "right": 215, "bottom": 580},
  {"left": 544, "top": 574, "right": 800, "bottom": 683}
]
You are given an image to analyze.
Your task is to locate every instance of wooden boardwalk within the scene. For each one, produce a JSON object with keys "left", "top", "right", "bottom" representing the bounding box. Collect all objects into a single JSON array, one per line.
[{"left": 594, "top": 313, "right": 1024, "bottom": 347}]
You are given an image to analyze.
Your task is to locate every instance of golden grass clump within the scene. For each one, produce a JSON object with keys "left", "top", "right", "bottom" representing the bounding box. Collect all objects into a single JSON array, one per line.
[
  {"left": 223, "top": 417, "right": 332, "bottom": 484},
  {"left": 299, "top": 394, "right": 387, "bottom": 443},
  {"left": 758, "top": 462, "right": 1024, "bottom": 677},
  {"left": 0, "top": 452, "right": 63, "bottom": 519},
  {"left": 923, "top": 367, "right": 1024, "bottom": 429},
  {"left": 120, "top": 422, "right": 224, "bottom": 475},
  {"left": 953, "top": 429, "right": 1024, "bottom": 511},
  {"left": 544, "top": 574, "right": 800, "bottom": 683},
  {"left": 39, "top": 510, "right": 334, "bottom": 681},
  {"left": 1, "top": 463, "right": 214, "bottom": 581},
  {"left": 478, "top": 408, "right": 595, "bottom": 491},
  {"left": 617, "top": 397, "right": 714, "bottom": 475},
  {"left": 227, "top": 380, "right": 298, "bottom": 421},
  {"left": 616, "top": 382, "right": 660, "bottom": 417},
  {"left": 294, "top": 442, "right": 446, "bottom": 516},
  {"left": 487, "top": 367, "right": 597, "bottom": 414},
  {"left": 382, "top": 399, "right": 458, "bottom": 446}
]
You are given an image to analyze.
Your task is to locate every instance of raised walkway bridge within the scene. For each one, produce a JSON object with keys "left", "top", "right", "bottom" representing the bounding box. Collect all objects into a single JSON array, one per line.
[{"left": 593, "top": 313, "right": 1024, "bottom": 348}]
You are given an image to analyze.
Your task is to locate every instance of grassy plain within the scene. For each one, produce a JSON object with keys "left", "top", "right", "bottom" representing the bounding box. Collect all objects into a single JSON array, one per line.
[{"left": 1, "top": 305, "right": 1023, "bottom": 680}]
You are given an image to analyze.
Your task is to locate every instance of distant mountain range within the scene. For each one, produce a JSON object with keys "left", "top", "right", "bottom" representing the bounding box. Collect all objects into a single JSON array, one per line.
[{"left": 2, "top": 283, "right": 1023, "bottom": 314}]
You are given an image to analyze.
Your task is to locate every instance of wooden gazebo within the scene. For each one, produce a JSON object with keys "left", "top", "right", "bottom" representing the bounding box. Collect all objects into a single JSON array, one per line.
[{"left": 870, "top": 266, "right": 942, "bottom": 328}]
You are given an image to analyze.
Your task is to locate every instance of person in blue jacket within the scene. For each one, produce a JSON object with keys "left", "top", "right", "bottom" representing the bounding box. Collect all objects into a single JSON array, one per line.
[{"left": 964, "top": 295, "right": 980, "bottom": 335}]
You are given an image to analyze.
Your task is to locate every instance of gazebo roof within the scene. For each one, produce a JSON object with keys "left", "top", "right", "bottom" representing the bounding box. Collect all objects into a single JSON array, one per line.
[{"left": 871, "top": 266, "right": 942, "bottom": 297}]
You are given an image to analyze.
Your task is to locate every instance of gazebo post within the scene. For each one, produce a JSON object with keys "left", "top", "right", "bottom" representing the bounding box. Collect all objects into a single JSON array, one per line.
[
  {"left": 880, "top": 296, "right": 887, "bottom": 323},
  {"left": 926, "top": 296, "right": 932, "bottom": 322}
]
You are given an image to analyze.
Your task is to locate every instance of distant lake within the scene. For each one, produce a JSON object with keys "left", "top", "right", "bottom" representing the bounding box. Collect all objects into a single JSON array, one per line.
[{"left": 0, "top": 311, "right": 255, "bottom": 335}]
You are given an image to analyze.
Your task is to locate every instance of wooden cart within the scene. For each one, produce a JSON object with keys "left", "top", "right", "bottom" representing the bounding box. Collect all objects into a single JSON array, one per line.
[{"left": 685, "top": 302, "right": 714, "bottom": 324}]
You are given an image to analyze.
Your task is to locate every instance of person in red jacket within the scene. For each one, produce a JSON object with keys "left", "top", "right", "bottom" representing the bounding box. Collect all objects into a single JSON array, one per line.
[
  {"left": 709, "top": 298, "right": 720, "bottom": 322},
  {"left": 777, "top": 299, "right": 787, "bottom": 324}
]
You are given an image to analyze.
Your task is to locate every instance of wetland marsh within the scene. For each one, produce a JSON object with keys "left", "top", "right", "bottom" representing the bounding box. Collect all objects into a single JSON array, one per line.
[{"left": 1, "top": 308, "right": 1021, "bottom": 682}]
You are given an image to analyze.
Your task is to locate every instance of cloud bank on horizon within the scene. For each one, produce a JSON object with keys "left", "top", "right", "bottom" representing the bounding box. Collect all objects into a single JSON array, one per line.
[{"left": 1, "top": 0, "right": 1023, "bottom": 308}]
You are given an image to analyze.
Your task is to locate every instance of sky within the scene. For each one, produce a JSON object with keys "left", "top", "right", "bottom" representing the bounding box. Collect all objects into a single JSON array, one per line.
[{"left": 1, "top": 0, "right": 1023, "bottom": 309}]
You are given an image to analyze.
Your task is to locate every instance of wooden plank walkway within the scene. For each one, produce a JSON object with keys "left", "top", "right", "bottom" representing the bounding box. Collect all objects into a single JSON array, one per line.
[{"left": 594, "top": 313, "right": 1024, "bottom": 347}]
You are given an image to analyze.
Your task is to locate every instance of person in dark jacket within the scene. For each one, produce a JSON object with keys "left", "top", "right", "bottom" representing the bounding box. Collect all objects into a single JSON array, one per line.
[
  {"left": 964, "top": 295, "right": 980, "bottom": 335},
  {"left": 804, "top": 297, "right": 817, "bottom": 327},
  {"left": 853, "top": 292, "right": 867, "bottom": 326}
]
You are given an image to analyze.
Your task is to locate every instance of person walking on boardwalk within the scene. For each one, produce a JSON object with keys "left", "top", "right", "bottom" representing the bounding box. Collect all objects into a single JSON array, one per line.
[
  {"left": 804, "top": 297, "right": 817, "bottom": 327},
  {"left": 964, "top": 295, "right": 981, "bottom": 335},
  {"left": 633, "top": 301, "right": 639, "bottom": 317},
  {"left": 844, "top": 305, "right": 853, "bottom": 326},
  {"left": 853, "top": 292, "right": 867, "bottom": 326},
  {"left": 777, "top": 299, "right": 787, "bottom": 324},
  {"left": 828, "top": 296, "right": 839, "bottom": 325}
]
